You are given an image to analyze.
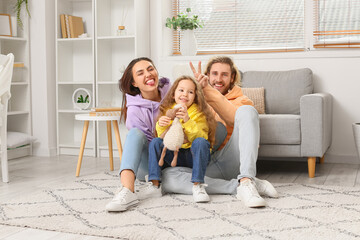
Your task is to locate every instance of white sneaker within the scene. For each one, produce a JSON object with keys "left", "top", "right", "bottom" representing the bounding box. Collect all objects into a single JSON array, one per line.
[
  {"left": 135, "top": 182, "right": 162, "bottom": 200},
  {"left": 192, "top": 184, "right": 210, "bottom": 203},
  {"left": 106, "top": 187, "right": 139, "bottom": 212},
  {"left": 236, "top": 179, "right": 266, "bottom": 208},
  {"left": 254, "top": 177, "right": 279, "bottom": 198}
]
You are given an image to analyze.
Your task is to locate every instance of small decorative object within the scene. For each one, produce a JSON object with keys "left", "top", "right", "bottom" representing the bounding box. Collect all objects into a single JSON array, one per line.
[
  {"left": 353, "top": 123, "right": 360, "bottom": 159},
  {"left": 72, "top": 88, "right": 91, "bottom": 110},
  {"left": 117, "top": 26, "right": 127, "bottom": 36},
  {"left": 14, "top": 0, "right": 31, "bottom": 29},
  {"left": 0, "top": 14, "right": 12, "bottom": 37},
  {"left": 165, "top": 8, "right": 203, "bottom": 56},
  {"left": 78, "top": 33, "right": 88, "bottom": 38}
]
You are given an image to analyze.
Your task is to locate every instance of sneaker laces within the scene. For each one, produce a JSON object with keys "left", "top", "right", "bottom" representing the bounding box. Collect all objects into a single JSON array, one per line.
[
  {"left": 242, "top": 180, "right": 261, "bottom": 197},
  {"left": 113, "top": 187, "right": 130, "bottom": 202},
  {"left": 194, "top": 183, "right": 208, "bottom": 195}
]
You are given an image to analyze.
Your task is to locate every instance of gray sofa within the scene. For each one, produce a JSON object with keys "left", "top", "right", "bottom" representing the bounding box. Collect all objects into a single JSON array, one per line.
[{"left": 241, "top": 68, "right": 332, "bottom": 178}]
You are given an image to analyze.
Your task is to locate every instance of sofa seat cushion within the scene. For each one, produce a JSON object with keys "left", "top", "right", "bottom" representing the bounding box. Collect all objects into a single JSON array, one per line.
[
  {"left": 259, "top": 114, "right": 300, "bottom": 145},
  {"left": 241, "top": 68, "right": 313, "bottom": 114}
]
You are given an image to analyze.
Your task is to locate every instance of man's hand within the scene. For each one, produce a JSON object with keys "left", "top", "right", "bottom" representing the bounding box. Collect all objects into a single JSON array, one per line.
[
  {"left": 175, "top": 105, "right": 190, "bottom": 122},
  {"left": 158, "top": 116, "right": 171, "bottom": 127}
]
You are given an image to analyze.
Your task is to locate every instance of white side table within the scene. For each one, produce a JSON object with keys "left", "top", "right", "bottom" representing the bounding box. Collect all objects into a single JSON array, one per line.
[{"left": 75, "top": 114, "right": 123, "bottom": 177}]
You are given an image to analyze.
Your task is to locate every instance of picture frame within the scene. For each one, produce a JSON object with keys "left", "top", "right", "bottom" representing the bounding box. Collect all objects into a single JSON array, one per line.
[{"left": 0, "top": 14, "right": 12, "bottom": 37}]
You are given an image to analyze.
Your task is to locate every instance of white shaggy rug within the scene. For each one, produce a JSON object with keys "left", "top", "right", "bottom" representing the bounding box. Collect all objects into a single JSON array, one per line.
[{"left": 1, "top": 172, "right": 360, "bottom": 240}]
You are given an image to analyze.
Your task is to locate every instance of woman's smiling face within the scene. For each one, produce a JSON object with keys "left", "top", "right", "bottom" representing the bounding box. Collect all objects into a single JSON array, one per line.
[{"left": 131, "top": 60, "right": 159, "bottom": 94}]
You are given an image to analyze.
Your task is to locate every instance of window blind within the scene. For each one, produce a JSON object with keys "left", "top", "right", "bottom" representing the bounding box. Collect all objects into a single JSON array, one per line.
[
  {"left": 171, "top": 0, "right": 305, "bottom": 55},
  {"left": 313, "top": 0, "right": 360, "bottom": 48}
]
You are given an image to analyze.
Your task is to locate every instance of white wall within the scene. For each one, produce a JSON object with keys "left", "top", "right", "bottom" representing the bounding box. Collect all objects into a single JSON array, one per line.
[
  {"left": 29, "top": 0, "right": 57, "bottom": 156},
  {"left": 151, "top": 0, "right": 360, "bottom": 164}
]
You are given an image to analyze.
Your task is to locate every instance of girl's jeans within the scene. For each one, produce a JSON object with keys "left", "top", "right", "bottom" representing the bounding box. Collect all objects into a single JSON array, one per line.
[
  {"left": 148, "top": 137, "right": 211, "bottom": 183},
  {"left": 162, "top": 105, "right": 260, "bottom": 194},
  {"left": 118, "top": 128, "right": 149, "bottom": 181}
]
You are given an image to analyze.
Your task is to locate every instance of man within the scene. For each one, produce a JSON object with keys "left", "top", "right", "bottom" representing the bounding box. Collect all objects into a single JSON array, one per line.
[{"left": 161, "top": 56, "right": 278, "bottom": 207}]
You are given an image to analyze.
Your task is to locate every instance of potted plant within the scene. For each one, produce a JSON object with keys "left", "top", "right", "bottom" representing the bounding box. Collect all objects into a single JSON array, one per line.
[
  {"left": 72, "top": 88, "right": 91, "bottom": 110},
  {"left": 165, "top": 8, "right": 203, "bottom": 56},
  {"left": 14, "top": 0, "right": 31, "bottom": 29}
]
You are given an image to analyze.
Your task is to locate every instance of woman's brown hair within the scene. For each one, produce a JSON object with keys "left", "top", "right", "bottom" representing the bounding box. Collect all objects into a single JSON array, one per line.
[
  {"left": 204, "top": 56, "right": 241, "bottom": 89},
  {"left": 157, "top": 75, "right": 217, "bottom": 147},
  {"left": 119, "top": 57, "right": 157, "bottom": 122}
]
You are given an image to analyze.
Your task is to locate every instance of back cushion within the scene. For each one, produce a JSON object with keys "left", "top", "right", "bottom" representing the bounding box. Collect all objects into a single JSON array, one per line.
[{"left": 241, "top": 68, "right": 313, "bottom": 114}]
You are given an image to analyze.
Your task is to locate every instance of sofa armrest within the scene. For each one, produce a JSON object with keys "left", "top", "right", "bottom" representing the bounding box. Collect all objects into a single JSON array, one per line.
[{"left": 300, "top": 93, "right": 332, "bottom": 157}]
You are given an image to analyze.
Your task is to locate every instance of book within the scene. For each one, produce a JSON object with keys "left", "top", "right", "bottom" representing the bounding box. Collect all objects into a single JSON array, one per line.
[
  {"left": 90, "top": 107, "right": 122, "bottom": 112},
  {"left": 65, "top": 14, "right": 71, "bottom": 38},
  {"left": 68, "top": 15, "right": 84, "bottom": 38},
  {"left": 60, "top": 14, "right": 67, "bottom": 38}
]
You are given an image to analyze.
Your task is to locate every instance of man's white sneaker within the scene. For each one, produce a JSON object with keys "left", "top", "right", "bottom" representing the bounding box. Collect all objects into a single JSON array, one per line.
[
  {"left": 192, "top": 184, "right": 210, "bottom": 203},
  {"left": 106, "top": 187, "right": 139, "bottom": 212},
  {"left": 254, "top": 177, "right": 279, "bottom": 198},
  {"left": 135, "top": 182, "right": 162, "bottom": 200},
  {"left": 236, "top": 179, "right": 266, "bottom": 208}
]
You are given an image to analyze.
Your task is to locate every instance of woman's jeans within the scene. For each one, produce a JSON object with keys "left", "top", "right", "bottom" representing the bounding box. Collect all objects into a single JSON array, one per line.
[
  {"left": 162, "top": 105, "right": 260, "bottom": 194},
  {"left": 118, "top": 128, "right": 149, "bottom": 181},
  {"left": 148, "top": 137, "right": 210, "bottom": 183}
]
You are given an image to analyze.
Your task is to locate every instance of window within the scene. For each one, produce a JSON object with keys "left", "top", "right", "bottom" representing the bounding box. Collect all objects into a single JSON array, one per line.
[
  {"left": 313, "top": 0, "right": 360, "bottom": 48},
  {"left": 171, "top": 0, "right": 305, "bottom": 54}
]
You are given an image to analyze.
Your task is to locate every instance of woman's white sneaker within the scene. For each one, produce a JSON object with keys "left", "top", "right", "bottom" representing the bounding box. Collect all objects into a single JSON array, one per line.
[
  {"left": 254, "top": 177, "right": 279, "bottom": 198},
  {"left": 236, "top": 179, "right": 266, "bottom": 208},
  {"left": 106, "top": 187, "right": 139, "bottom": 212},
  {"left": 192, "top": 184, "right": 210, "bottom": 203}
]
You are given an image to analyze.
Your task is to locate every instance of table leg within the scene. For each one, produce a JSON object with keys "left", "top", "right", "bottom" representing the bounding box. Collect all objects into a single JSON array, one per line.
[
  {"left": 107, "top": 121, "right": 114, "bottom": 171},
  {"left": 76, "top": 120, "right": 89, "bottom": 177},
  {"left": 112, "top": 120, "right": 123, "bottom": 162}
]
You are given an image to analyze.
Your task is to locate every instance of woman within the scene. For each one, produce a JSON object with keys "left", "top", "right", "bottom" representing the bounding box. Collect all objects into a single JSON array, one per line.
[{"left": 106, "top": 57, "right": 171, "bottom": 212}]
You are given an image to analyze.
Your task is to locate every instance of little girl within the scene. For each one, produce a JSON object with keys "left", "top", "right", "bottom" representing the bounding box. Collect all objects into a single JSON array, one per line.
[{"left": 146, "top": 75, "right": 217, "bottom": 203}]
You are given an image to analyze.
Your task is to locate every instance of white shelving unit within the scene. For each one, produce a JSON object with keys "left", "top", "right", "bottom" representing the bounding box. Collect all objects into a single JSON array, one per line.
[
  {"left": 0, "top": 1, "right": 32, "bottom": 159},
  {"left": 56, "top": 0, "right": 149, "bottom": 157}
]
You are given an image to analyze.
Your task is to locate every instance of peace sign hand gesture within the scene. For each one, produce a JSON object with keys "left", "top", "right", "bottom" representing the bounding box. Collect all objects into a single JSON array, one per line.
[{"left": 189, "top": 61, "right": 210, "bottom": 89}]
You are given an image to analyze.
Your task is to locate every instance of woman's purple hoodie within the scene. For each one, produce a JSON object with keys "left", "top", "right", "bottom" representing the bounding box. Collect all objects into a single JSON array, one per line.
[{"left": 125, "top": 77, "right": 171, "bottom": 142}]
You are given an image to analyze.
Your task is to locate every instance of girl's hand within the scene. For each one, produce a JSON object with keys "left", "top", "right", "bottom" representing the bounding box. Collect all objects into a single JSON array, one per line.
[
  {"left": 176, "top": 105, "right": 190, "bottom": 122},
  {"left": 158, "top": 116, "right": 171, "bottom": 127}
]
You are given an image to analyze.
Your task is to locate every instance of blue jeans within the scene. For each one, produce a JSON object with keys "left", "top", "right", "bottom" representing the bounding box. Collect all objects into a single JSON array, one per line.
[
  {"left": 148, "top": 137, "right": 211, "bottom": 183},
  {"left": 118, "top": 128, "right": 149, "bottom": 180}
]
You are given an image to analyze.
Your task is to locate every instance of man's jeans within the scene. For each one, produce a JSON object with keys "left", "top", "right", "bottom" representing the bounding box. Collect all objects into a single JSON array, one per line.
[{"left": 148, "top": 137, "right": 211, "bottom": 183}]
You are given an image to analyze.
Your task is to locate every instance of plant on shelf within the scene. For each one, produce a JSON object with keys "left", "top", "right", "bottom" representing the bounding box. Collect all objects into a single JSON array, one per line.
[
  {"left": 165, "top": 8, "right": 203, "bottom": 31},
  {"left": 77, "top": 95, "right": 89, "bottom": 103},
  {"left": 14, "top": 0, "right": 31, "bottom": 29}
]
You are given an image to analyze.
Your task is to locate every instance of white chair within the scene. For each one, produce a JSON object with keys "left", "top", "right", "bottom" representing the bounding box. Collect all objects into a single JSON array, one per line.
[{"left": 0, "top": 53, "right": 14, "bottom": 183}]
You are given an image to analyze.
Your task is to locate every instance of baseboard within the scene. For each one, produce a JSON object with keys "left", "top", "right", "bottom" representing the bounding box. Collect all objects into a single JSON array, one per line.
[{"left": 32, "top": 146, "right": 57, "bottom": 157}]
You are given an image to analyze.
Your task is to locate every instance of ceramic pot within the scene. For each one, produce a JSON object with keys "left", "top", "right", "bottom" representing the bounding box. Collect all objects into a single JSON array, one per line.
[{"left": 180, "top": 30, "right": 197, "bottom": 56}]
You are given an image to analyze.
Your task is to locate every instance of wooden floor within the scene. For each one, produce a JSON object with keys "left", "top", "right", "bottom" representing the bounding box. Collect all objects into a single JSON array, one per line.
[{"left": 0, "top": 155, "right": 360, "bottom": 239}]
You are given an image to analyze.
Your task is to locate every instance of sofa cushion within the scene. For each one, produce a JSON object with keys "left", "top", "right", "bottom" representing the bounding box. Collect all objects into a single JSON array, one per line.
[
  {"left": 259, "top": 114, "right": 301, "bottom": 145},
  {"left": 241, "top": 87, "right": 265, "bottom": 114},
  {"left": 241, "top": 68, "right": 313, "bottom": 114}
]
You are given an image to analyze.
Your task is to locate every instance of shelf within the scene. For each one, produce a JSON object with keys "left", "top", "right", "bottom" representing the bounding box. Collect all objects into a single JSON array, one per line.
[
  {"left": 97, "top": 81, "right": 119, "bottom": 85},
  {"left": 58, "top": 82, "right": 93, "bottom": 85},
  {"left": 58, "top": 109, "right": 91, "bottom": 113},
  {"left": 11, "top": 82, "right": 29, "bottom": 86},
  {"left": 7, "top": 111, "right": 30, "bottom": 116},
  {"left": 0, "top": 36, "right": 27, "bottom": 41},
  {"left": 59, "top": 144, "right": 94, "bottom": 149},
  {"left": 97, "top": 35, "right": 135, "bottom": 40},
  {"left": 57, "top": 37, "right": 92, "bottom": 42}
]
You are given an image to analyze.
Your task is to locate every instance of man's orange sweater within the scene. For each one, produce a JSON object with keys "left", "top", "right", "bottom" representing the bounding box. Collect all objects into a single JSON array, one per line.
[{"left": 203, "top": 84, "right": 254, "bottom": 150}]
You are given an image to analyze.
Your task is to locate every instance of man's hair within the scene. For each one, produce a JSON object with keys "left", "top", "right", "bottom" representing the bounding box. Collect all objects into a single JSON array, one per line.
[{"left": 204, "top": 56, "right": 241, "bottom": 89}]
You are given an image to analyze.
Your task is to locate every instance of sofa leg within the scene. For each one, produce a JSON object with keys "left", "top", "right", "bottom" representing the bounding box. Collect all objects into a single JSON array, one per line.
[
  {"left": 320, "top": 155, "right": 325, "bottom": 164},
  {"left": 308, "top": 157, "right": 316, "bottom": 178}
]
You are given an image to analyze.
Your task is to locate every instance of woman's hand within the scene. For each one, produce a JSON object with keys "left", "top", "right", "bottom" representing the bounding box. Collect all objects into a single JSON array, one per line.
[
  {"left": 176, "top": 105, "right": 190, "bottom": 122},
  {"left": 158, "top": 116, "right": 171, "bottom": 127},
  {"left": 189, "top": 61, "right": 209, "bottom": 89}
]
